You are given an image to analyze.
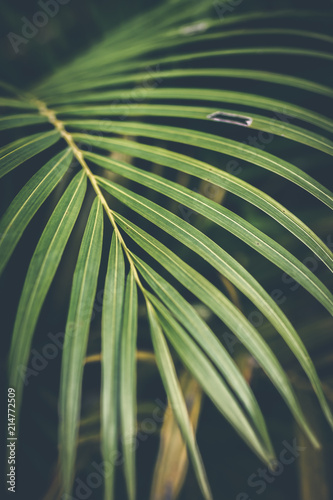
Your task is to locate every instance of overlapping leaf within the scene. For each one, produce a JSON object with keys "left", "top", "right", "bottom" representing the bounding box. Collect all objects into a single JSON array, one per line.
[
  {"left": 8, "top": 171, "right": 87, "bottom": 417},
  {"left": 0, "top": 148, "right": 73, "bottom": 275}
]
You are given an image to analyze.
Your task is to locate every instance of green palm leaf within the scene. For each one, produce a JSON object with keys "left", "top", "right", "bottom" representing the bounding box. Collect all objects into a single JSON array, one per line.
[
  {"left": 0, "top": 114, "right": 48, "bottom": 131},
  {"left": 59, "top": 197, "right": 103, "bottom": 495},
  {"left": 147, "top": 300, "right": 213, "bottom": 500},
  {"left": 8, "top": 171, "right": 87, "bottom": 418},
  {"left": 0, "top": 130, "right": 60, "bottom": 179},
  {"left": 0, "top": 148, "right": 73, "bottom": 276},
  {"left": 120, "top": 268, "right": 138, "bottom": 500},
  {"left": 88, "top": 152, "right": 332, "bottom": 311},
  {"left": 59, "top": 104, "right": 333, "bottom": 155},
  {"left": 114, "top": 213, "right": 321, "bottom": 446},
  {"left": 151, "top": 295, "right": 274, "bottom": 461},
  {"left": 2, "top": 2, "right": 332, "bottom": 499},
  {"left": 134, "top": 257, "right": 275, "bottom": 461},
  {"left": 44, "top": 71, "right": 333, "bottom": 105},
  {"left": 133, "top": 254, "right": 332, "bottom": 439},
  {"left": 67, "top": 121, "right": 333, "bottom": 208},
  {"left": 0, "top": 96, "right": 38, "bottom": 109},
  {"left": 101, "top": 232, "right": 125, "bottom": 500},
  {"left": 76, "top": 135, "right": 332, "bottom": 271}
]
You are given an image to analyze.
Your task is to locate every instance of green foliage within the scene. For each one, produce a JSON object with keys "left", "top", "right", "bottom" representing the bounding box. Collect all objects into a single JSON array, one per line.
[{"left": 1, "top": 1, "right": 333, "bottom": 498}]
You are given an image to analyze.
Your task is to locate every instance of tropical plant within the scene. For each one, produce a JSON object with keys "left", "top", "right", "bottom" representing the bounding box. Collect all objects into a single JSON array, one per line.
[{"left": 2, "top": 0, "right": 333, "bottom": 499}]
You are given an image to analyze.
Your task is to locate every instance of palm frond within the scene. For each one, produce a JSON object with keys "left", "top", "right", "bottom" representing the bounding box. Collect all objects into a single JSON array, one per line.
[
  {"left": 101, "top": 232, "right": 125, "bottom": 499},
  {"left": 2, "top": 1, "right": 333, "bottom": 498},
  {"left": 120, "top": 269, "right": 138, "bottom": 500},
  {"left": 8, "top": 172, "right": 87, "bottom": 419}
]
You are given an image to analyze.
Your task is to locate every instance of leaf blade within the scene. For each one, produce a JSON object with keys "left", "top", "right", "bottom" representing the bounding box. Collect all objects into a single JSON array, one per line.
[
  {"left": 59, "top": 197, "right": 104, "bottom": 495},
  {"left": 68, "top": 121, "right": 333, "bottom": 208},
  {"left": 115, "top": 214, "right": 321, "bottom": 446},
  {"left": 0, "top": 130, "right": 61, "bottom": 179},
  {"left": 77, "top": 135, "right": 333, "bottom": 272},
  {"left": 0, "top": 148, "right": 73, "bottom": 276},
  {"left": 101, "top": 232, "right": 126, "bottom": 500},
  {"left": 146, "top": 300, "right": 213, "bottom": 500},
  {"left": 61, "top": 104, "right": 333, "bottom": 156},
  {"left": 0, "top": 113, "right": 48, "bottom": 131},
  {"left": 88, "top": 152, "right": 333, "bottom": 315},
  {"left": 150, "top": 294, "right": 275, "bottom": 463},
  {"left": 101, "top": 180, "right": 333, "bottom": 429},
  {"left": 120, "top": 269, "right": 138, "bottom": 500},
  {"left": 8, "top": 171, "right": 87, "bottom": 420}
]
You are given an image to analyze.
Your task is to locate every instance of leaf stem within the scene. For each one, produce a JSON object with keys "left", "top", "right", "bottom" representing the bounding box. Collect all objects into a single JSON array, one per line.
[
  {"left": 32, "top": 97, "right": 147, "bottom": 294},
  {"left": 85, "top": 351, "right": 156, "bottom": 364}
]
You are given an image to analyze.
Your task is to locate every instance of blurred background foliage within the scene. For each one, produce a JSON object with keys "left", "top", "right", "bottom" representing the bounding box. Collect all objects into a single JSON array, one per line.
[{"left": 1, "top": 0, "right": 333, "bottom": 499}]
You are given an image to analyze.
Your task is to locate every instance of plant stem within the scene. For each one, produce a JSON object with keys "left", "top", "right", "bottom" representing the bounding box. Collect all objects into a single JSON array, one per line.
[{"left": 32, "top": 97, "right": 147, "bottom": 295}]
